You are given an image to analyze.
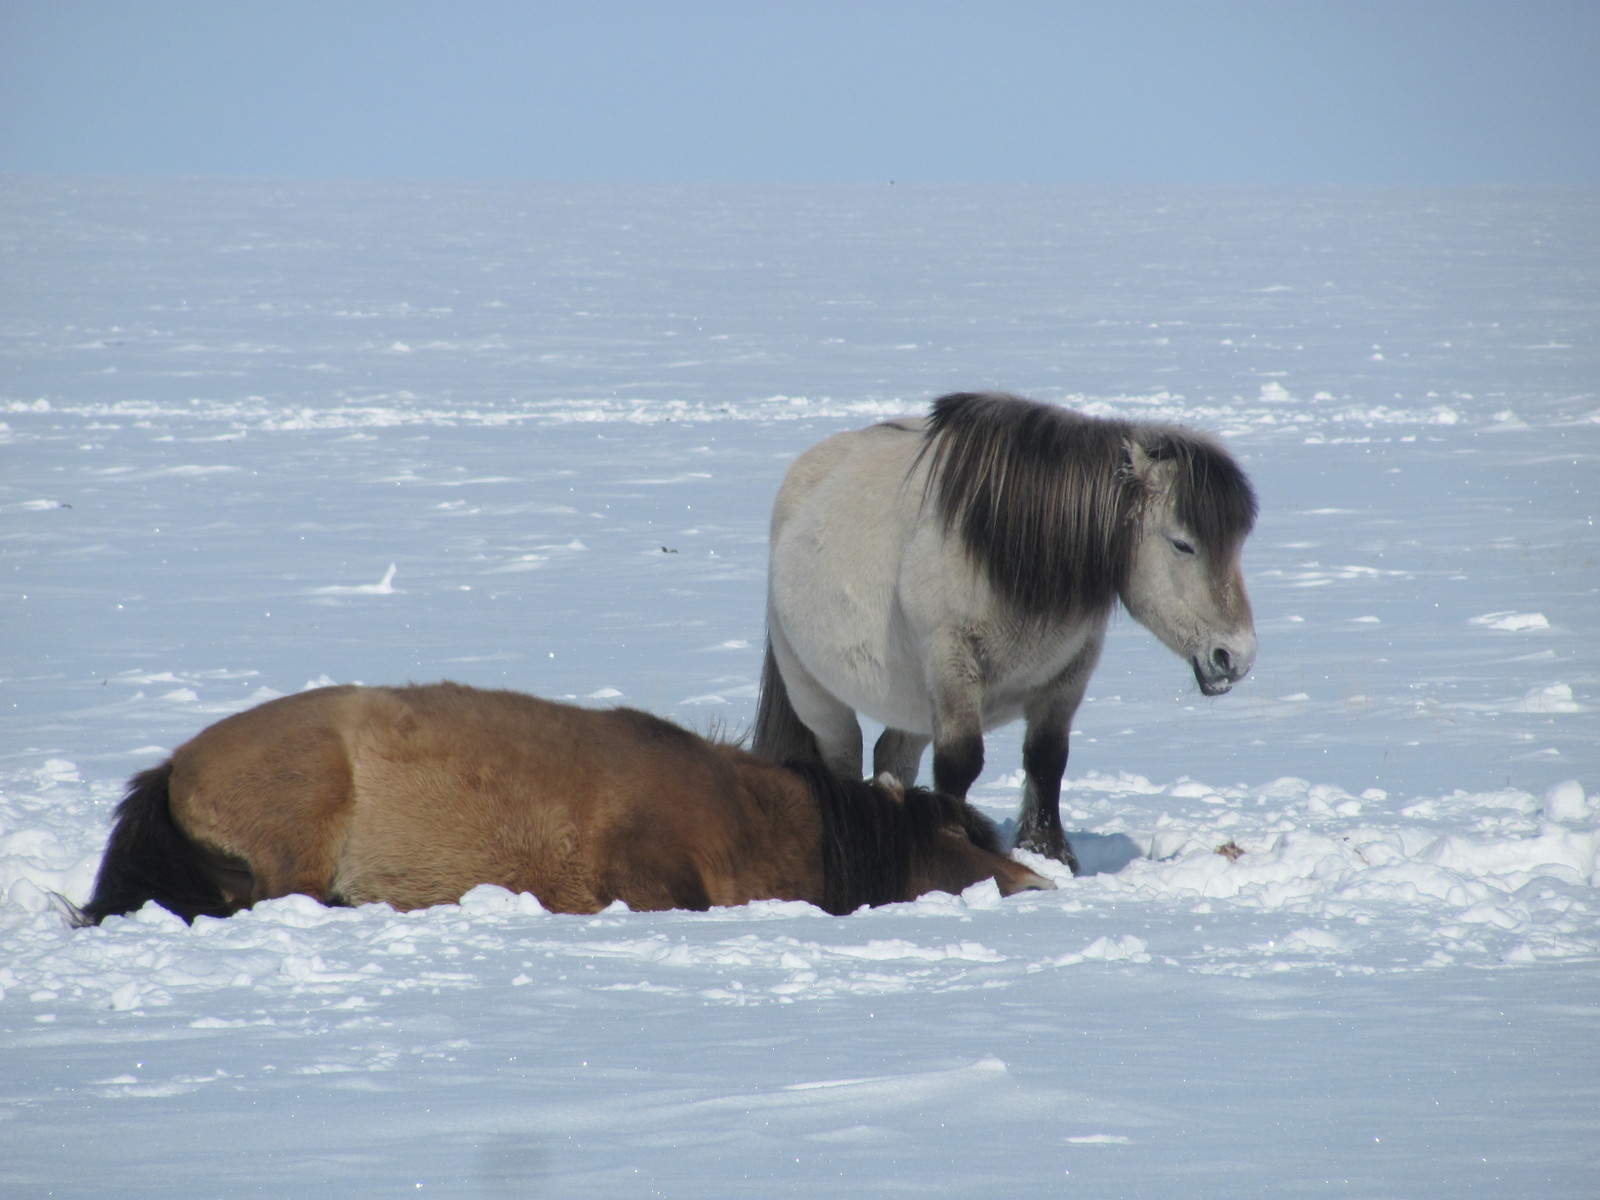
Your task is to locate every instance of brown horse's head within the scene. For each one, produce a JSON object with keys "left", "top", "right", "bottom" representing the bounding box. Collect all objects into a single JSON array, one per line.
[
  {"left": 872, "top": 774, "right": 1056, "bottom": 901},
  {"left": 796, "top": 762, "right": 1054, "bottom": 913}
]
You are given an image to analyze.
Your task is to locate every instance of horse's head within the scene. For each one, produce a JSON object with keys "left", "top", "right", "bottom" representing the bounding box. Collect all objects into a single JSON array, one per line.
[
  {"left": 875, "top": 778, "right": 1057, "bottom": 899},
  {"left": 1120, "top": 433, "right": 1258, "bottom": 696}
]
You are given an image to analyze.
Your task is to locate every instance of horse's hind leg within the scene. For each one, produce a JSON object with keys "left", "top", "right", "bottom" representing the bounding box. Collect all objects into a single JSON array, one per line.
[
  {"left": 766, "top": 623, "right": 865, "bottom": 779},
  {"left": 753, "top": 639, "right": 822, "bottom": 764},
  {"left": 805, "top": 696, "right": 864, "bottom": 781},
  {"left": 872, "top": 728, "right": 929, "bottom": 788}
]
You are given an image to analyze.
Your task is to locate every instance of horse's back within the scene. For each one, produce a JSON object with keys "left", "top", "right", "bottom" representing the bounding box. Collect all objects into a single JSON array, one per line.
[
  {"left": 335, "top": 685, "right": 814, "bottom": 912},
  {"left": 167, "top": 684, "right": 651, "bottom": 911},
  {"left": 771, "top": 416, "right": 926, "bottom": 537},
  {"left": 331, "top": 685, "right": 727, "bottom": 911},
  {"left": 165, "top": 683, "right": 828, "bottom": 914}
]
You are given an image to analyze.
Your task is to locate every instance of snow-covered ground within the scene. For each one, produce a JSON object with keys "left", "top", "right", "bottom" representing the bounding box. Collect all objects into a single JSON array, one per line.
[{"left": 2, "top": 178, "right": 1597, "bottom": 1197}]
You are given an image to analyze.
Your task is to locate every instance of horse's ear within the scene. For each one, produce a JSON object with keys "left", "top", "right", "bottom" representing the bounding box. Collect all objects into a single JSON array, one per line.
[
  {"left": 1123, "top": 436, "right": 1156, "bottom": 486},
  {"left": 1125, "top": 435, "right": 1181, "bottom": 492},
  {"left": 873, "top": 772, "right": 906, "bottom": 803}
]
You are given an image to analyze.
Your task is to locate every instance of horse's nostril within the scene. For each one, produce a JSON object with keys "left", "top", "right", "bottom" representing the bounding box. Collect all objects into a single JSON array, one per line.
[{"left": 1212, "top": 646, "right": 1233, "bottom": 674}]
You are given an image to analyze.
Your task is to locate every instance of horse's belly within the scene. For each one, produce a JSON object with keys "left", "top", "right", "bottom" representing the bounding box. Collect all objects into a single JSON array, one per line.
[
  {"left": 776, "top": 577, "right": 926, "bottom": 727},
  {"left": 781, "top": 601, "right": 1096, "bottom": 737},
  {"left": 819, "top": 633, "right": 936, "bottom": 733}
]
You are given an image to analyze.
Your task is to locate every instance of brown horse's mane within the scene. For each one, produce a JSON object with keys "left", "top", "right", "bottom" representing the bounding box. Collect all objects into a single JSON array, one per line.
[
  {"left": 785, "top": 758, "right": 1004, "bottom": 915},
  {"left": 912, "top": 391, "right": 1258, "bottom": 620}
]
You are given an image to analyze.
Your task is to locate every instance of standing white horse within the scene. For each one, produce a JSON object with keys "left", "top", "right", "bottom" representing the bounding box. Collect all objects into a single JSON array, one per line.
[{"left": 754, "top": 391, "right": 1258, "bottom": 871}]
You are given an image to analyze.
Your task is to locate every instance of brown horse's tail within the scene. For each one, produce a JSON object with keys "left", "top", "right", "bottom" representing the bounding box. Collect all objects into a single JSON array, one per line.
[
  {"left": 73, "top": 763, "right": 234, "bottom": 927},
  {"left": 752, "top": 637, "right": 822, "bottom": 766}
]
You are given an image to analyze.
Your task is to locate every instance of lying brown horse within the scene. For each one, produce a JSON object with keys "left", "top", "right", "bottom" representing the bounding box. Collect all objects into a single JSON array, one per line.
[{"left": 75, "top": 682, "right": 1052, "bottom": 925}]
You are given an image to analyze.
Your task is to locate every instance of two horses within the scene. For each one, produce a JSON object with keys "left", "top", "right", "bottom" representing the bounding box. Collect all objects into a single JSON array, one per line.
[
  {"left": 79, "top": 391, "right": 1255, "bottom": 922},
  {"left": 75, "top": 682, "right": 1051, "bottom": 925}
]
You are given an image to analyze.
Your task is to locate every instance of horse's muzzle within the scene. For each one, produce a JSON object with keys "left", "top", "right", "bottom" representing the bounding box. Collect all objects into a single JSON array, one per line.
[{"left": 1192, "top": 644, "right": 1253, "bottom": 697}]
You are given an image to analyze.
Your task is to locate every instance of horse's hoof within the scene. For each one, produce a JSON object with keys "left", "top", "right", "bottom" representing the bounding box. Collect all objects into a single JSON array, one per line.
[{"left": 1015, "top": 830, "right": 1080, "bottom": 875}]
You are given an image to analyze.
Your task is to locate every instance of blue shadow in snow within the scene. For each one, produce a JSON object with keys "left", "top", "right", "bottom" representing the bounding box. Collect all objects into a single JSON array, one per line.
[{"left": 995, "top": 821, "right": 1144, "bottom": 876}]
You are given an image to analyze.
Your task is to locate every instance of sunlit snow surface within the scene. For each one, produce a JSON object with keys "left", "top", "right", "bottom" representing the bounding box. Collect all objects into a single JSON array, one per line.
[{"left": 3, "top": 180, "right": 1597, "bottom": 1197}]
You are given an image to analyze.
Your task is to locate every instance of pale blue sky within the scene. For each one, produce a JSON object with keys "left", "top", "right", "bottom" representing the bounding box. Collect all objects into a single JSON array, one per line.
[{"left": 2, "top": 0, "right": 1596, "bottom": 183}]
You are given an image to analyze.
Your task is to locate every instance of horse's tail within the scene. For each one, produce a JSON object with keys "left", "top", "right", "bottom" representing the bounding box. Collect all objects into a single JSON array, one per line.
[
  {"left": 752, "top": 637, "right": 822, "bottom": 765},
  {"left": 72, "top": 763, "right": 234, "bottom": 927}
]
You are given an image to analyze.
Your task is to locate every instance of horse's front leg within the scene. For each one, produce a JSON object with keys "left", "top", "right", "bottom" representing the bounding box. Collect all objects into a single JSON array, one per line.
[
  {"left": 1014, "top": 633, "right": 1103, "bottom": 871},
  {"left": 932, "top": 719, "right": 984, "bottom": 798},
  {"left": 1016, "top": 720, "right": 1079, "bottom": 873}
]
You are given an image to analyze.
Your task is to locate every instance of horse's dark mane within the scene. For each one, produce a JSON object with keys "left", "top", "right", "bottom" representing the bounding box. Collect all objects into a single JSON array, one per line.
[
  {"left": 914, "top": 391, "right": 1256, "bottom": 619},
  {"left": 787, "top": 759, "right": 1003, "bottom": 915}
]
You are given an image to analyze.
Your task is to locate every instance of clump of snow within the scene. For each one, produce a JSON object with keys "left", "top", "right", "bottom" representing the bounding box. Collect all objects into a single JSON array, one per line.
[
  {"left": 1504, "top": 683, "right": 1587, "bottom": 714},
  {"left": 1544, "top": 780, "right": 1592, "bottom": 824},
  {"left": 310, "top": 562, "right": 398, "bottom": 595},
  {"left": 1471, "top": 611, "right": 1551, "bottom": 631}
]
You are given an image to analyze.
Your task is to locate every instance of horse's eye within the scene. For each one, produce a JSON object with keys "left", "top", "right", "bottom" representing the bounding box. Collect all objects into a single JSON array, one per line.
[{"left": 1170, "top": 537, "right": 1196, "bottom": 556}]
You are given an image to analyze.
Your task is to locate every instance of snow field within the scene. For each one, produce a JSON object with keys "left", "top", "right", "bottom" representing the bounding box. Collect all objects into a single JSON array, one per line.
[{"left": 2, "top": 178, "right": 1596, "bottom": 1197}]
